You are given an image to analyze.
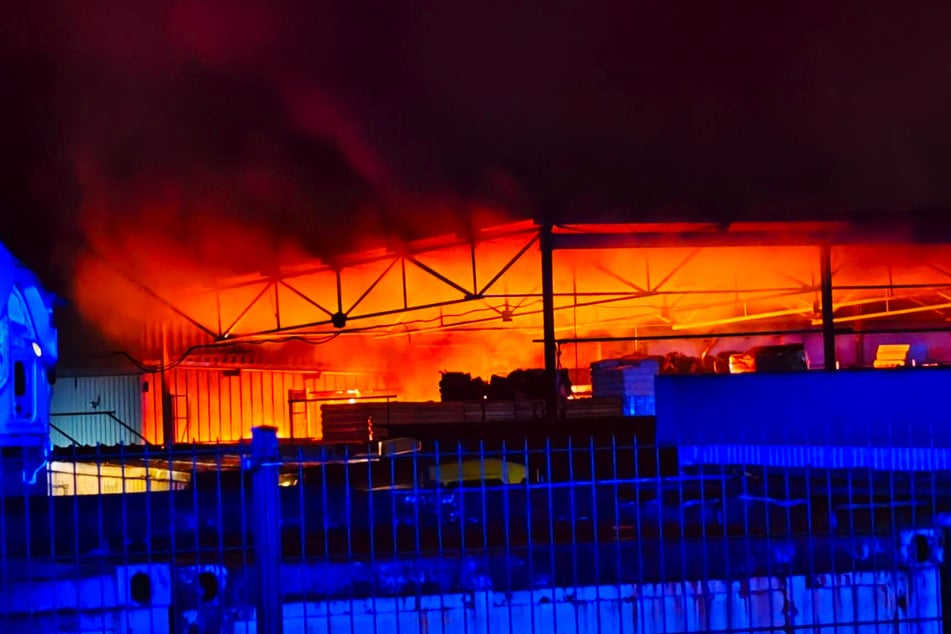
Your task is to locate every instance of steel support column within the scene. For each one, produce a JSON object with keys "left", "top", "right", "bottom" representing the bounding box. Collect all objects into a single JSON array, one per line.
[
  {"left": 820, "top": 244, "right": 836, "bottom": 370},
  {"left": 540, "top": 223, "right": 558, "bottom": 418},
  {"left": 161, "top": 324, "right": 174, "bottom": 448}
]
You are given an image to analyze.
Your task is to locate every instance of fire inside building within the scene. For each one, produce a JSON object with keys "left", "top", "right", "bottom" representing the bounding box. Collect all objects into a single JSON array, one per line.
[
  {"left": 7, "top": 213, "right": 951, "bottom": 632},
  {"left": 52, "top": 214, "right": 951, "bottom": 447}
]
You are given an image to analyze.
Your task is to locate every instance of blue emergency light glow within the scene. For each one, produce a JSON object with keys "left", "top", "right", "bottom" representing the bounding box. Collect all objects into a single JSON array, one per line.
[{"left": 0, "top": 240, "right": 58, "bottom": 452}]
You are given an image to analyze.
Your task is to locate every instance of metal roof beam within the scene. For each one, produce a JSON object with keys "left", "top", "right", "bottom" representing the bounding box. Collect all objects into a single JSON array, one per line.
[
  {"left": 550, "top": 231, "right": 825, "bottom": 250},
  {"left": 550, "top": 224, "right": 951, "bottom": 250}
]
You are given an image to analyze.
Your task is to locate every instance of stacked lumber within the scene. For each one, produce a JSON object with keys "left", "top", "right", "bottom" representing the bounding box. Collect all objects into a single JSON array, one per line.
[{"left": 320, "top": 397, "right": 626, "bottom": 442}]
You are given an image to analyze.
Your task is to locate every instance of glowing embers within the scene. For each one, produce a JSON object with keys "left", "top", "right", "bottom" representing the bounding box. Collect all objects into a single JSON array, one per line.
[{"left": 727, "top": 344, "right": 809, "bottom": 374}]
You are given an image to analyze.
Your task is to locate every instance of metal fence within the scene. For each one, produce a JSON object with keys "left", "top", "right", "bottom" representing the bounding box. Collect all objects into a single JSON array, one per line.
[{"left": 0, "top": 426, "right": 947, "bottom": 633}]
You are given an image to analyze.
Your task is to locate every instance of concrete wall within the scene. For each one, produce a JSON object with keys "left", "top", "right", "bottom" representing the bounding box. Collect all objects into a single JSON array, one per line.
[
  {"left": 0, "top": 563, "right": 940, "bottom": 633},
  {"left": 0, "top": 564, "right": 173, "bottom": 633},
  {"left": 233, "top": 571, "right": 941, "bottom": 634}
]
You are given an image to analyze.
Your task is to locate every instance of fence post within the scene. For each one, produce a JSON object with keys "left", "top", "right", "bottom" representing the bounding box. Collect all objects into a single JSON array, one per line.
[
  {"left": 940, "top": 528, "right": 951, "bottom": 634},
  {"left": 246, "top": 425, "right": 283, "bottom": 633}
]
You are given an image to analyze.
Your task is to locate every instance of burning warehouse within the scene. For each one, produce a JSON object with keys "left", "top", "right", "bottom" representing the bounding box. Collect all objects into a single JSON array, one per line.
[{"left": 51, "top": 213, "right": 951, "bottom": 447}]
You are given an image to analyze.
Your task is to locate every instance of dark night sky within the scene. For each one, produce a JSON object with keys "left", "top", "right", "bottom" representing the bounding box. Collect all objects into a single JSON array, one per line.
[{"left": 3, "top": 0, "right": 951, "bottom": 294}]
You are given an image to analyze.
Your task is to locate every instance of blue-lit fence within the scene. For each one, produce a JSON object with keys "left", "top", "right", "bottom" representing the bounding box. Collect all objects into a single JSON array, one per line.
[{"left": 0, "top": 426, "right": 947, "bottom": 633}]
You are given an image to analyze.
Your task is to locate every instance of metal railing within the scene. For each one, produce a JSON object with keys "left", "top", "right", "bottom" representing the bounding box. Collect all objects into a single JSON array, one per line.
[{"left": 0, "top": 425, "right": 946, "bottom": 633}]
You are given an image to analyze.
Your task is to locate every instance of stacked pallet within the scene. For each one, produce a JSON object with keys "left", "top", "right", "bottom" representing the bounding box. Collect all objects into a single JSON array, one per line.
[
  {"left": 472, "top": 400, "right": 545, "bottom": 422},
  {"left": 590, "top": 358, "right": 660, "bottom": 416},
  {"left": 384, "top": 402, "right": 468, "bottom": 425},
  {"left": 321, "top": 402, "right": 468, "bottom": 442},
  {"left": 439, "top": 369, "right": 572, "bottom": 402},
  {"left": 563, "top": 397, "right": 624, "bottom": 418},
  {"left": 321, "top": 397, "right": 627, "bottom": 442},
  {"left": 319, "top": 403, "right": 380, "bottom": 443}
]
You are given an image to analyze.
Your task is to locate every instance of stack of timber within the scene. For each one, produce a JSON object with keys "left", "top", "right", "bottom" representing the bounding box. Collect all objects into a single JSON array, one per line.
[
  {"left": 320, "top": 398, "right": 624, "bottom": 443},
  {"left": 439, "top": 369, "right": 572, "bottom": 401}
]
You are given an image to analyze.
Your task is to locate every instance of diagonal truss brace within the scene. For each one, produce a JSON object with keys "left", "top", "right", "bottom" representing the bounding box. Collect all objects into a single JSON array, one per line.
[{"left": 213, "top": 230, "right": 543, "bottom": 340}]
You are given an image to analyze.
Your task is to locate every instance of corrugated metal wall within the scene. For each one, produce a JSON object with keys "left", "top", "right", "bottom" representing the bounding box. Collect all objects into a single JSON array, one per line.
[
  {"left": 142, "top": 368, "right": 387, "bottom": 444},
  {"left": 50, "top": 375, "right": 144, "bottom": 447},
  {"left": 47, "top": 369, "right": 389, "bottom": 446}
]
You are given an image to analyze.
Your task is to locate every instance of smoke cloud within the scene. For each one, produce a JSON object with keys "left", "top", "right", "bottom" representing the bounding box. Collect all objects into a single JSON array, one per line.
[{"left": 2, "top": 0, "right": 951, "bottom": 361}]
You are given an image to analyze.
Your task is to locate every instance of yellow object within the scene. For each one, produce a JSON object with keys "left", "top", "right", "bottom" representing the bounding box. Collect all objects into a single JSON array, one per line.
[
  {"left": 874, "top": 344, "right": 910, "bottom": 368},
  {"left": 429, "top": 458, "right": 526, "bottom": 485},
  {"left": 47, "top": 461, "right": 191, "bottom": 496}
]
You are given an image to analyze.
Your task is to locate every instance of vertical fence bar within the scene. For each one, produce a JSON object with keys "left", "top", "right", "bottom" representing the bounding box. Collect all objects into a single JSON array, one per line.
[
  {"left": 566, "top": 434, "right": 579, "bottom": 631},
  {"left": 544, "top": 437, "right": 558, "bottom": 634},
  {"left": 456, "top": 440, "right": 469, "bottom": 634},
  {"left": 344, "top": 443, "right": 355, "bottom": 634},
  {"left": 477, "top": 440, "right": 491, "bottom": 632},
  {"left": 366, "top": 444, "right": 378, "bottom": 634},
  {"left": 388, "top": 444, "right": 402, "bottom": 634},
  {"left": 246, "top": 425, "right": 283, "bottom": 633},
  {"left": 523, "top": 438, "right": 537, "bottom": 634},
  {"left": 434, "top": 440, "right": 446, "bottom": 634},
  {"left": 609, "top": 435, "right": 623, "bottom": 633},
  {"left": 587, "top": 435, "right": 603, "bottom": 634}
]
